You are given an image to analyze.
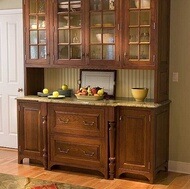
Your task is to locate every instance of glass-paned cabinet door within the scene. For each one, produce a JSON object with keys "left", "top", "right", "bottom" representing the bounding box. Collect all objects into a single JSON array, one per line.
[
  {"left": 25, "top": 0, "right": 49, "bottom": 64},
  {"left": 55, "top": 0, "right": 82, "bottom": 62},
  {"left": 89, "top": 0, "right": 116, "bottom": 61},
  {"left": 126, "top": 0, "right": 151, "bottom": 65}
]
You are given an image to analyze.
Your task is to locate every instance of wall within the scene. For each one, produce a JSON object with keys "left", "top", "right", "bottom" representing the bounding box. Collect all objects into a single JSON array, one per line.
[
  {"left": 169, "top": 0, "right": 190, "bottom": 172},
  {"left": 0, "top": 0, "right": 22, "bottom": 9}
]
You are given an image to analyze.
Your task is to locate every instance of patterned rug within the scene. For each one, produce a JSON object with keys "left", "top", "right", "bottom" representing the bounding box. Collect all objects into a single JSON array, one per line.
[{"left": 0, "top": 173, "right": 94, "bottom": 189}]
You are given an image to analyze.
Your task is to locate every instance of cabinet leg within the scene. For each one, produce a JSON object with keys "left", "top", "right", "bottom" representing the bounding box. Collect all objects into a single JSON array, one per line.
[{"left": 108, "top": 121, "right": 116, "bottom": 180}]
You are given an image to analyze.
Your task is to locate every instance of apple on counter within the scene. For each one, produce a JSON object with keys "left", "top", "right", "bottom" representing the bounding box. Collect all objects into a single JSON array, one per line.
[
  {"left": 62, "top": 84, "right": 68, "bottom": 90},
  {"left": 43, "top": 88, "right": 49, "bottom": 94},
  {"left": 52, "top": 91, "right": 59, "bottom": 97}
]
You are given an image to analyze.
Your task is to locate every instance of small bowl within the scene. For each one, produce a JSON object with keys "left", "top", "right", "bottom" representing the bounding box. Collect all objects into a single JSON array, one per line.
[{"left": 131, "top": 88, "right": 148, "bottom": 102}]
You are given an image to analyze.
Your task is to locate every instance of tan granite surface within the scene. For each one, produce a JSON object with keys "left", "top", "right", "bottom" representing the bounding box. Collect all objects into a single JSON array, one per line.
[{"left": 17, "top": 95, "right": 171, "bottom": 108}]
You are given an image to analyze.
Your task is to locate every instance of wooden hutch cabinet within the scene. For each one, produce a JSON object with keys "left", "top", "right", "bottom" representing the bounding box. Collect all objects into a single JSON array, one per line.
[
  {"left": 18, "top": 0, "right": 171, "bottom": 184},
  {"left": 17, "top": 100, "right": 48, "bottom": 168}
]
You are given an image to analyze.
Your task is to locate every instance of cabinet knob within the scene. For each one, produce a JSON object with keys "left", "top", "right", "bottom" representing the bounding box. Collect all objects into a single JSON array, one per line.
[{"left": 18, "top": 88, "right": 23, "bottom": 92}]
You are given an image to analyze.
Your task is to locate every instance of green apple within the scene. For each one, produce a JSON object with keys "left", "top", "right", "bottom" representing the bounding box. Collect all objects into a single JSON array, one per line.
[
  {"left": 43, "top": 88, "right": 49, "bottom": 94},
  {"left": 53, "top": 91, "right": 59, "bottom": 97},
  {"left": 97, "top": 89, "right": 104, "bottom": 96},
  {"left": 62, "top": 84, "right": 68, "bottom": 90}
]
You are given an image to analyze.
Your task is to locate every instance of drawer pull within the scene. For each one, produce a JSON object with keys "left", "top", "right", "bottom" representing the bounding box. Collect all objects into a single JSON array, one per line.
[
  {"left": 83, "top": 121, "right": 95, "bottom": 126},
  {"left": 83, "top": 150, "right": 95, "bottom": 157},
  {"left": 59, "top": 118, "right": 69, "bottom": 124},
  {"left": 58, "top": 148, "right": 70, "bottom": 154}
]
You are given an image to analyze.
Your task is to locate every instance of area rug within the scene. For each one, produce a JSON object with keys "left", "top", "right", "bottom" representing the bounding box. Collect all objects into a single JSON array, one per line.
[{"left": 0, "top": 173, "right": 94, "bottom": 189}]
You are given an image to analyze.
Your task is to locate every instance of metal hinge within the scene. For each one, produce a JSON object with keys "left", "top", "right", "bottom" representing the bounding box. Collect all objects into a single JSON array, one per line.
[
  {"left": 23, "top": 0, "right": 26, "bottom": 5},
  {"left": 18, "top": 146, "right": 21, "bottom": 153},
  {"left": 119, "top": 116, "right": 122, "bottom": 121},
  {"left": 153, "top": 22, "right": 156, "bottom": 30},
  {"left": 153, "top": 55, "right": 156, "bottom": 63},
  {"left": 118, "top": 24, "right": 120, "bottom": 30},
  {"left": 148, "top": 162, "right": 151, "bottom": 169}
]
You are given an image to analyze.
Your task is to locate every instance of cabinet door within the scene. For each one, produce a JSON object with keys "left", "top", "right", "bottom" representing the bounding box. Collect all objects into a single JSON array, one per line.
[
  {"left": 23, "top": 0, "right": 50, "bottom": 66},
  {"left": 116, "top": 108, "right": 151, "bottom": 176},
  {"left": 86, "top": 0, "right": 120, "bottom": 68},
  {"left": 53, "top": 0, "right": 84, "bottom": 66},
  {"left": 122, "top": 0, "right": 155, "bottom": 69},
  {"left": 18, "top": 101, "right": 43, "bottom": 163}
]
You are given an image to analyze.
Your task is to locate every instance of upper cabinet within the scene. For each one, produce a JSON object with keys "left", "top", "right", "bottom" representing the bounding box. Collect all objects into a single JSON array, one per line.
[
  {"left": 121, "top": 0, "right": 154, "bottom": 69},
  {"left": 23, "top": 0, "right": 50, "bottom": 66},
  {"left": 23, "top": 0, "right": 119, "bottom": 68}
]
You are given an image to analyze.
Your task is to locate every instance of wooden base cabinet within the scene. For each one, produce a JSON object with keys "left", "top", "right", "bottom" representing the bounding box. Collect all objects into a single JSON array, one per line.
[
  {"left": 17, "top": 100, "right": 48, "bottom": 168},
  {"left": 47, "top": 103, "right": 111, "bottom": 179},
  {"left": 116, "top": 105, "right": 170, "bottom": 183}
]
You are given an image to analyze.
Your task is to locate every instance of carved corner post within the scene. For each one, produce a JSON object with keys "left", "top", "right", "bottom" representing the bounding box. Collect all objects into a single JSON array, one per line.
[
  {"left": 108, "top": 121, "right": 116, "bottom": 180},
  {"left": 41, "top": 103, "right": 48, "bottom": 169}
]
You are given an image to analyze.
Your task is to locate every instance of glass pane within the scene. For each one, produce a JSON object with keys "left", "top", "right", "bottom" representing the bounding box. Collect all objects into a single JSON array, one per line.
[
  {"left": 129, "top": 45, "right": 138, "bottom": 59},
  {"left": 90, "top": 13, "right": 101, "bottom": 27},
  {"left": 103, "top": 12, "right": 115, "bottom": 27},
  {"left": 39, "top": 46, "right": 46, "bottom": 59},
  {"left": 38, "top": 0, "right": 45, "bottom": 13},
  {"left": 91, "top": 29, "right": 102, "bottom": 43},
  {"left": 108, "top": 0, "right": 115, "bottom": 10},
  {"left": 70, "top": 0, "right": 81, "bottom": 12},
  {"left": 30, "top": 16, "right": 37, "bottom": 29},
  {"left": 103, "top": 45, "right": 115, "bottom": 60},
  {"left": 30, "top": 31, "right": 38, "bottom": 44},
  {"left": 140, "top": 45, "right": 149, "bottom": 59},
  {"left": 130, "top": 11, "right": 139, "bottom": 26},
  {"left": 141, "top": 0, "right": 150, "bottom": 8},
  {"left": 129, "top": 28, "right": 139, "bottom": 43},
  {"left": 58, "top": 0, "right": 69, "bottom": 12},
  {"left": 38, "top": 16, "right": 46, "bottom": 28},
  {"left": 62, "top": 15, "right": 72, "bottom": 26},
  {"left": 90, "top": 45, "right": 102, "bottom": 59},
  {"left": 58, "top": 15, "right": 69, "bottom": 28},
  {"left": 130, "top": 0, "right": 138, "bottom": 8},
  {"left": 140, "top": 11, "right": 150, "bottom": 25},
  {"left": 30, "top": 46, "right": 38, "bottom": 59},
  {"left": 140, "top": 28, "right": 149, "bottom": 42},
  {"left": 70, "top": 45, "right": 81, "bottom": 59},
  {"left": 30, "top": 0, "right": 36, "bottom": 13},
  {"left": 59, "top": 30, "right": 69, "bottom": 43},
  {"left": 103, "top": 29, "right": 114, "bottom": 43},
  {"left": 71, "top": 30, "right": 81, "bottom": 43},
  {"left": 70, "top": 15, "right": 81, "bottom": 27},
  {"left": 59, "top": 45, "right": 69, "bottom": 59},
  {"left": 39, "top": 30, "right": 46, "bottom": 44}
]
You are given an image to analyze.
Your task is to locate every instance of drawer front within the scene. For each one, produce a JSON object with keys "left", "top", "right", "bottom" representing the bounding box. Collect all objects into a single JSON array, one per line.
[
  {"left": 48, "top": 104, "right": 106, "bottom": 137},
  {"left": 50, "top": 135, "right": 107, "bottom": 167}
]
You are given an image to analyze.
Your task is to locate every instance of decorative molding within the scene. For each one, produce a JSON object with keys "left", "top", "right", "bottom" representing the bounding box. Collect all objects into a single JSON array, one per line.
[
  {"left": 168, "top": 160, "right": 190, "bottom": 174},
  {"left": 0, "top": 9, "right": 22, "bottom": 15}
]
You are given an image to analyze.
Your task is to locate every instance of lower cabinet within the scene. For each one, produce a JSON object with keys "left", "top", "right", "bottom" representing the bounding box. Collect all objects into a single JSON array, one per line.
[
  {"left": 116, "top": 105, "right": 170, "bottom": 183},
  {"left": 17, "top": 99, "right": 169, "bottom": 183},
  {"left": 17, "top": 100, "right": 48, "bottom": 168},
  {"left": 47, "top": 103, "right": 110, "bottom": 178}
]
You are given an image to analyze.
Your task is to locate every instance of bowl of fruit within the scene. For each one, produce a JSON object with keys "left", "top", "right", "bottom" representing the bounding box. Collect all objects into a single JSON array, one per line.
[{"left": 75, "top": 86, "right": 105, "bottom": 101}]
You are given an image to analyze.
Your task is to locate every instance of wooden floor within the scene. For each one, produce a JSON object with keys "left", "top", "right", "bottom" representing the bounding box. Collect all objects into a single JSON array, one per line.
[{"left": 0, "top": 148, "right": 190, "bottom": 189}]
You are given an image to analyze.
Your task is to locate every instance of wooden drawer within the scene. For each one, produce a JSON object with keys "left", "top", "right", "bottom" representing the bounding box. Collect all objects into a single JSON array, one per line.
[
  {"left": 48, "top": 104, "right": 106, "bottom": 137},
  {"left": 49, "top": 135, "right": 107, "bottom": 174}
]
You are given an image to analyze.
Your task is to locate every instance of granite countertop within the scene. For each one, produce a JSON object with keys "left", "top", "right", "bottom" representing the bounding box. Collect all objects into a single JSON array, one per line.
[{"left": 17, "top": 95, "right": 171, "bottom": 108}]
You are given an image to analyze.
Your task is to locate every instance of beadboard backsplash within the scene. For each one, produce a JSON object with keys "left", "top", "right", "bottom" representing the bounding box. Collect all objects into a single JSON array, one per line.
[{"left": 44, "top": 68, "right": 154, "bottom": 99}]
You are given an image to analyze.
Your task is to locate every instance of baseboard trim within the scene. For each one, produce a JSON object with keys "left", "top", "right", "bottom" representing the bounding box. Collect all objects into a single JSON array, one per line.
[{"left": 168, "top": 160, "right": 190, "bottom": 174}]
